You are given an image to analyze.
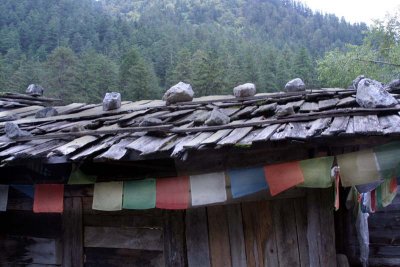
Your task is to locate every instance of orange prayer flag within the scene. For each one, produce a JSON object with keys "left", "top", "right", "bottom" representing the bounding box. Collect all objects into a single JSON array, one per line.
[
  {"left": 33, "top": 184, "right": 64, "bottom": 213},
  {"left": 390, "top": 177, "right": 398, "bottom": 193},
  {"left": 156, "top": 176, "right": 189, "bottom": 209},
  {"left": 264, "top": 161, "right": 304, "bottom": 196}
]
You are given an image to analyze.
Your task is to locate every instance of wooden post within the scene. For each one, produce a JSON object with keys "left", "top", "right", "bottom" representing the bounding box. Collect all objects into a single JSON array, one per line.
[{"left": 63, "top": 197, "right": 83, "bottom": 267}]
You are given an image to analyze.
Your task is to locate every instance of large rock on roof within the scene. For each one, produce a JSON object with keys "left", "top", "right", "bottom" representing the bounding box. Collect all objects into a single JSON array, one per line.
[
  {"left": 356, "top": 78, "right": 398, "bottom": 108},
  {"left": 163, "top": 82, "right": 194, "bottom": 105},
  {"left": 35, "top": 107, "right": 58, "bottom": 118},
  {"left": 26, "top": 84, "right": 44, "bottom": 96},
  {"left": 352, "top": 75, "right": 365, "bottom": 89},
  {"left": 284, "top": 78, "right": 305, "bottom": 92},
  {"left": 4, "top": 122, "right": 31, "bottom": 139},
  {"left": 233, "top": 83, "right": 256, "bottom": 98},
  {"left": 385, "top": 79, "right": 400, "bottom": 90},
  {"left": 103, "top": 92, "right": 121, "bottom": 111},
  {"left": 205, "top": 108, "right": 230, "bottom": 126}
]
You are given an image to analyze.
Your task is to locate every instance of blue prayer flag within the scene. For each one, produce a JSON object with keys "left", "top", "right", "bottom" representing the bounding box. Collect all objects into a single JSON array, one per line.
[{"left": 227, "top": 167, "right": 268, "bottom": 198}]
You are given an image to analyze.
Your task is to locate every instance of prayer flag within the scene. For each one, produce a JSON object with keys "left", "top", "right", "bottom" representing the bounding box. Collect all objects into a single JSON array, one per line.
[
  {"left": 33, "top": 184, "right": 64, "bottom": 213},
  {"left": 298, "top": 156, "right": 334, "bottom": 188},
  {"left": 370, "top": 189, "right": 376, "bottom": 213},
  {"left": 92, "top": 182, "right": 123, "bottom": 211},
  {"left": 264, "top": 161, "right": 304, "bottom": 196},
  {"left": 337, "top": 149, "right": 380, "bottom": 187},
  {"left": 227, "top": 167, "right": 268, "bottom": 198},
  {"left": 380, "top": 177, "right": 398, "bottom": 208},
  {"left": 190, "top": 172, "right": 227, "bottom": 206},
  {"left": 156, "top": 176, "right": 189, "bottom": 210},
  {"left": 68, "top": 167, "right": 96, "bottom": 184},
  {"left": 373, "top": 142, "right": 400, "bottom": 180},
  {"left": 0, "top": 185, "right": 9, "bottom": 211},
  {"left": 123, "top": 179, "right": 156, "bottom": 210},
  {"left": 11, "top": 185, "right": 34, "bottom": 198}
]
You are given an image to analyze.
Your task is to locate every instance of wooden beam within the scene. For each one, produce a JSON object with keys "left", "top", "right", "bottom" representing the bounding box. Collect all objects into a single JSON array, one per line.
[
  {"left": 164, "top": 211, "right": 186, "bottom": 267},
  {"left": 63, "top": 197, "right": 83, "bottom": 267}
]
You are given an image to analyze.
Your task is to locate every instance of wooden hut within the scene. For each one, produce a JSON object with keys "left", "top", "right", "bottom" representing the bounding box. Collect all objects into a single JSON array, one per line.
[{"left": 0, "top": 87, "right": 399, "bottom": 266}]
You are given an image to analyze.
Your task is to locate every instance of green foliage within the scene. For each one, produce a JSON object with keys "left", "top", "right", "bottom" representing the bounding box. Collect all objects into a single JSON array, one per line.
[
  {"left": 317, "top": 10, "right": 400, "bottom": 87},
  {"left": 120, "top": 47, "right": 160, "bottom": 100}
]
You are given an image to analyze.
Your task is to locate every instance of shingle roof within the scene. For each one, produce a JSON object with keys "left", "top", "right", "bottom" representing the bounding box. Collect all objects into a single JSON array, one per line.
[{"left": 0, "top": 87, "right": 400, "bottom": 165}]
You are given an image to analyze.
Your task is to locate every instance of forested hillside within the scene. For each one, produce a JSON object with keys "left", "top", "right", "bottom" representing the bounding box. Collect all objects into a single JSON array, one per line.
[{"left": 0, "top": 0, "right": 367, "bottom": 103}]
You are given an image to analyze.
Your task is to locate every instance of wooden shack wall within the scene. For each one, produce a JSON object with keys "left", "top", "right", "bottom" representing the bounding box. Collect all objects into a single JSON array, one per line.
[{"left": 0, "top": 188, "right": 336, "bottom": 267}]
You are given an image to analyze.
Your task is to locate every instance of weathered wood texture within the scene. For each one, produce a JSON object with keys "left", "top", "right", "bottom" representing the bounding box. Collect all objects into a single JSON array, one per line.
[
  {"left": 1, "top": 191, "right": 338, "bottom": 267},
  {"left": 63, "top": 197, "right": 83, "bottom": 267}
]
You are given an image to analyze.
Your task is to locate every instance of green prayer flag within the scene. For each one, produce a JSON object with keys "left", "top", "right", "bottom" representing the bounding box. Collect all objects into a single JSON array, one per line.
[
  {"left": 373, "top": 142, "right": 400, "bottom": 180},
  {"left": 123, "top": 179, "right": 156, "bottom": 210},
  {"left": 68, "top": 168, "right": 96, "bottom": 185},
  {"left": 298, "top": 156, "right": 334, "bottom": 188}
]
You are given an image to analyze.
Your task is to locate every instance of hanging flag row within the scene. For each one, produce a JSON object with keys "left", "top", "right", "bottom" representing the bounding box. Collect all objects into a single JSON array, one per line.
[{"left": 91, "top": 155, "right": 334, "bottom": 211}]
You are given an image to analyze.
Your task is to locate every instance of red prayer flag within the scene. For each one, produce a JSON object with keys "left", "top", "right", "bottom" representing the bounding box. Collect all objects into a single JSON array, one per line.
[
  {"left": 334, "top": 171, "right": 340, "bottom": 211},
  {"left": 33, "top": 184, "right": 64, "bottom": 213},
  {"left": 264, "top": 161, "right": 304, "bottom": 196},
  {"left": 371, "top": 189, "right": 376, "bottom": 213},
  {"left": 390, "top": 177, "right": 398, "bottom": 193},
  {"left": 156, "top": 176, "right": 189, "bottom": 209}
]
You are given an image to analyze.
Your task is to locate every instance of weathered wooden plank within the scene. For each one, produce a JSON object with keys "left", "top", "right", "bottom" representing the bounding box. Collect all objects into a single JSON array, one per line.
[
  {"left": 353, "top": 115, "right": 382, "bottom": 134},
  {"left": 0, "top": 236, "right": 61, "bottom": 265},
  {"left": 84, "top": 226, "right": 163, "bottom": 251},
  {"left": 207, "top": 205, "right": 232, "bottom": 267},
  {"left": 285, "top": 122, "right": 308, "bottom": 140},
  {"left": 200, "top": 129, "right": 232, "bottom": 145},
  {"left": 336, "top": 96, "right": 356, "bottom": 107},
  {"left": 84, "top": 214, "right": 164, "bottom": 228},
  {"left": 127, "top": 134, "right": 176, "bottom": 155},
  {"left": 294, "top": 198, "right": 310, "bottom": 267},
  {"left": 252, "top": 124, "right": 280, "bottom": 142},
  {"left": 379, "top": 115, "right": 400, "bottom": 134},
  {"left": 318, "top": 188, "right": 337, "bottom": 267},
  {"left": 70, "top": 135, "right": 126, "bottom": 160},
  {"left": 344, "top": 117, "right": 354, "bottom": 135},
  {"left": 186, "top": 208, "right": 211, "bottom": 267},
  {"left": 164, "top": 211, "right": 186, "bottom": 267},
  {"left": 226, "top": 204, "right": 247, "bottom": 267},
  {"left": 299, "top": 102, "right": 319, "bottom": 112},
  {"left": 171, "top": 134, "right": 200, "bottom": 157},
  {"left": 237, "top": 129, "right": 263, "bottom": 145},
  {"left": 55, "top": 103, "right": 87, "bottom": 115},
  {"left": 318, "top": 98, "right": 339, "bottom": 110},
  {"left": 84, "top": 248, "right": 164, "bottom": 267},
  {"left": 217, "top": 127, "right": 253, "bottom": 145},
  {"left": 63, "top": 197, "right": 83, "bottom": 267},
  {"left": 242, "top": 201, "right": 276, "bottom": 267},
  {"left": 324, "top": 116, "right": 350, "bottom": 135},
  {"left": 183, "top": 132, "right": 213, "bottom": 149},
  {"left": 0, "top": 105, "right": 43, "bottom": 119},
  {"left": 52, "top": 135, "right": 98, "bottom": 156},
  {"left": 270, "top": 124, "right": 288, "bottom": 141},
  {"left": 95, "top": 137, "right": 137, "bottom": 160},
  {"left": 273, "top": 199, "right": 301, "bottom": 267},
  {"left": 306, "top": 190, "right": 322, "bottom": 267}
]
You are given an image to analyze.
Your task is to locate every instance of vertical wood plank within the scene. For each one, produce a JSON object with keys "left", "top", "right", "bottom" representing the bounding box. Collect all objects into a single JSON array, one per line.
[
  {"left": 294, "top": 197, "right": 310, "bottom": 267},
  {"left": 273, "top": 199, "right": 301, "bottom": 267},
  {"left": 63, "top": 197, "right": 83, "bottom": 267},
  {"left": 307, "top": 190, "right": 322, "bottom": 267},
  {"left": 164, "top": 210, "right": 186, "bottom": 267},
  {"left": 242, "top": 201, "right": 277, "bottom": 267},
  {"left": 207, "top": 205, "right": 232, "bottom": 267},
  {"left": 318, "top": 189, "right": 337, "bottom": 267},
  {"left": 226, "top": 204, "right": 247, "bottom": 267},
  {"left": 186, "top": 208, "right": 211, "bottom": 267}
]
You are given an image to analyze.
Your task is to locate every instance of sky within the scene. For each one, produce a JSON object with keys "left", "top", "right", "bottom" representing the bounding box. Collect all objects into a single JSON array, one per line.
[{"left": 297, "top": 0, "right": 400, "bottom": 24}]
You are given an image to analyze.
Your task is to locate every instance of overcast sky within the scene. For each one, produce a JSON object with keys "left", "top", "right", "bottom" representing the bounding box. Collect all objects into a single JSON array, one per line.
[{"left": 297, "top": 0, "right": 400, "bottom": 24}]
